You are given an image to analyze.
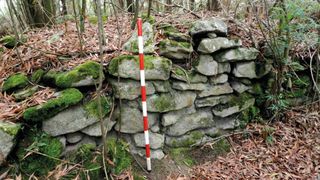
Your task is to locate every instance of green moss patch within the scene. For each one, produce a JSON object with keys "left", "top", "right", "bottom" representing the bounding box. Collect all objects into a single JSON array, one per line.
[
  {"left": 65, "top": 144, "right": 102, "bottom": 179},
  {"left": 88, "top": 15, "right": 108, "bottom": 24},
  {"left": 55, "top": 61, "right": 103, "bottom": 88},
  {"left": 159, "top": 39, "right": 191, "bottom": 49},
  {"left": 2, "top": 73, "right": 29, "bottom": 92},
  {"left": 31, "top": 69, "right": 45, "bottom": 83},
  {"left": 84, "top": 96, "right": 112, "bottom": 118},
  {"left": 0, "top": 122, "right": 21, "bottom": 136},
  {"left": 141, "top": 13, "right": 156, "bottom": 24},
  {"left": 0, "top": 35, "right": 26, "bottom": 48},
  {"left": 16, "top": 129, "right": 63, "bottom": 176},
  {"left": 23, "top": 88, "right": 83, "bottom": 122},
  {"left": 169, "top": 147, "right": 195, "bottom": 167},
  {"left": 106, "top": 138, "right": 132, "bottom": 174},
  {"left": 153, "top": 94, "right": 176, "bottom": 112}
]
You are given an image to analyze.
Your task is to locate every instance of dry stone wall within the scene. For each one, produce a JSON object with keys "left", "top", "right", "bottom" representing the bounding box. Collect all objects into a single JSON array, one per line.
[{"left": 0, "top": 18, "right": 272, "bottom": 163}]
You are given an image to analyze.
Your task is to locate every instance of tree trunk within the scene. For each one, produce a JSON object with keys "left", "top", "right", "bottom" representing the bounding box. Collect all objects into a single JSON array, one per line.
[
  {"left": 131, "top": 0, "right": 139, "bottom": 30},
  {"left": 22, "top": 0, "right": 55, "bottom": 27},
  {"left": 80, "top": 0, "right": 86, "bottom": 33},
  {"left": 147, "top": 0, "right": 152, "bottom": 17}
]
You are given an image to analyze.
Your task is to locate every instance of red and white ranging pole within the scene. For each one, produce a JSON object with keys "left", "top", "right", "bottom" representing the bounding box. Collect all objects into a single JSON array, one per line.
[{"left": 137, "top": 18, "right": 152, "bottom": 171}]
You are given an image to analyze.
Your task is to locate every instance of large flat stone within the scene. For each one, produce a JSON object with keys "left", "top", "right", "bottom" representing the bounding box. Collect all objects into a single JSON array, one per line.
[
  {"left": 42, "top": 105, "right": 99, "bottom": 136},
  {"left": 166, "top": 110, "right": 214, "bottom": 136},
  {"left": 214, "top": 47, "right": 259, "bottom": 62},
  {"left": 109, "top": 78, "right": 155, "bottom": 100},
  {"left": 198, "top": 38, "right": 242, "bottom": 53},
  {"left": 161, "top": 105, "right": 196, "bottom": 126},
  {"left": 133, "top": 132, "right": 164, "bottom": 149},
  {"left": 172, "top": 81, "right": 207, "bottom": 91},
  {"left": 159, "top": 39, "right": 193, "bottom": 61},
  {"left": 108, "top": 55, "right": 172, "bottom": 80},
  {"left": 114, "top": 103, "right": 158, "bottom": 133},
  {"left": 198, "top": 83, "right": 233, "bottom": 98},
  {"left": 190, "top": 18, "right": 228, "bottom": 36},
  {"left": 146, "top": 90, "right": 196, "bottom": 112},
  {"left": 195, "top": 95, "right": 234, "bottom": 108}
]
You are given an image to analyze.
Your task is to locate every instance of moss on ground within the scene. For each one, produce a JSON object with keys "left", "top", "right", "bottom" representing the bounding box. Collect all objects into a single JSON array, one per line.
[
  {"left": 65, "top": 144, "right": 102, "bottom": 179},
  {"left": 55, "top": 61, "right": 102, "bottom": 88},
  {"left": 16, "top": 129, "right": 63, "bottom": 177},
  {"left": 31, "top": 69, "right": 45, "bottom": 83},
  {"left": 0, "top": 122, "right": 21, "bottom": 136},
  {"left": 2, "top": 73, "right": 29, "bottom": 92},
  {"left": 171, "top": 131, "right": 205, "bottom": 147},
  {"left": 214, "top": 138, "right": 231, "bottom": 154},
  {"left": 23, "top": 88, "right": 83, "bottom": 122},
  {"left": 106, "top": 138, "right": 132, "bottom": 175},
  {"left": 84, "top": 96, "right": 112, "bottom": 118},
  {"left": 169, "top": 147, "right": 195, "bottom": 167}
]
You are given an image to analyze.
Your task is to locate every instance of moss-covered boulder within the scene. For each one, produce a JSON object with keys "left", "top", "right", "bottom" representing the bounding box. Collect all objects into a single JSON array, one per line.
[
  {"left": 0, "top": 122, "right": 21, "bottom": 165},
  {"left": 56, "top": 61, "right": 103, "bottom": 88},
  {"left": 0, "top": 35, "right": 17, "bottom": 48},
  {"left": 0, "top": 35, "right": 27, "bottom": 48},
  {"left": 16, "top": 129, "right": 63, "bottom": 176},
  {"left": 31, "top": 69, "right": 45, "bottom": 83},
  {"left": 108, "top": 55, "right": 172, "bottom": 80},
  {"left": 2, "top": 73, "right": 29, "bottom": 92},
  {"left": 123, "top": 22, "right": 155, "bottom": 54},
  {"left": 23, "top": 88, "right": 83, "bottom": 122},
  {"left": 159, "top": 39, "right": 193, "bottom": 61},
  {"left": 158, "top": 23, "right": 191, "bottom": 42},
  {"left": 42, "top": 96, "right": 112, "bottom": 136}
]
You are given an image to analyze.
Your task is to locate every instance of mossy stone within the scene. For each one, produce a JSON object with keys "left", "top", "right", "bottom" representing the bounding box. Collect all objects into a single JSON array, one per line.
[
  {"left": 2, "top": 73, "right": 29, "bottom": 92},
  {"left": 108, "top": 55, "right": 172, "bottom": 80},
  {"left": 0, "top": 122, "right": 21, "bottom": 136},
  {"left": 141, "top": 13, "right": 156, "bottom": 24},
  {"left": 84, "top": 96, "right": 112, "bottom": 118},
  {"left": 159, "top": 39, "right": 191, "bottom": 49},
  {"left": 31, "top": 69, "right": 45, "bottom": 83},
  {"left": 55, "top": 61, "right": 103, "bottom": 88},
  {"left": 0, "top": 35, "right": 26, "bottom": 48},
  {"left": 169, "top": 148, "right": 195, "bottom": 167},
  {"left": 23, "top": 88, "right": 83, "bottom": 122},
  {"left": 16, "top": 129, "right": 63, "bottom": 176},
  {"left": 106, "top": 138, "right": 132, "bottom": 175}
]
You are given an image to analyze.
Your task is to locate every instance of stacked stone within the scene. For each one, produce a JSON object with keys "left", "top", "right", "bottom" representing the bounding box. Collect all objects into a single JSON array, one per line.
[{"left": 0, "top": 18, "right": 272, "bottom": 163}]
